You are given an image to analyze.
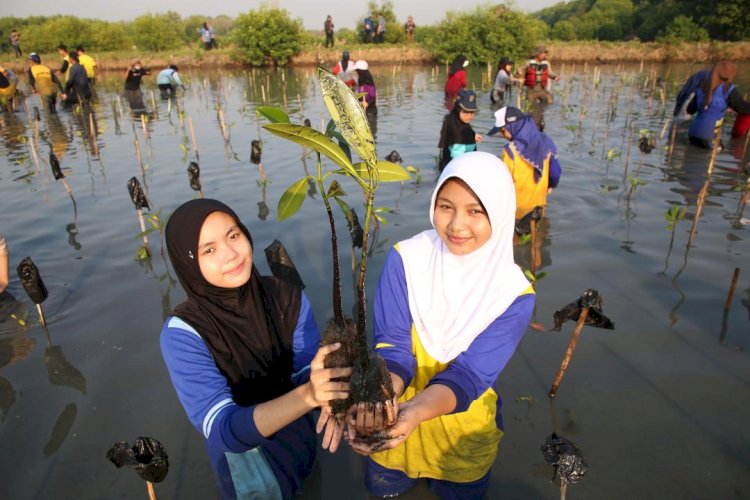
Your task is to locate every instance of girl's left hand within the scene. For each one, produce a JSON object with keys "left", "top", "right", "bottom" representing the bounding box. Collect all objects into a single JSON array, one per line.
[
  {"left": 347, "top": 399, "right": 419, "bottom": 456},
  {"left": 308, "top": 343, "right": 352, "bottom": 407},
  {"left": 475, "top": 134, "right": 483, "bottom": 144}
]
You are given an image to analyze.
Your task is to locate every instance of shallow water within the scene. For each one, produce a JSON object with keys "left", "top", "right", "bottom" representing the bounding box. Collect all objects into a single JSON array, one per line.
[{"left": 0, "top": 63, "right": 748, "bottom": 499}]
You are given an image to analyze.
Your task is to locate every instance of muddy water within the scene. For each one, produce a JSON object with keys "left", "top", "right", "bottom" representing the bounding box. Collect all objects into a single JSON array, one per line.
[{"left": 0, "top": 63, "right": 748, "bottom": 499}]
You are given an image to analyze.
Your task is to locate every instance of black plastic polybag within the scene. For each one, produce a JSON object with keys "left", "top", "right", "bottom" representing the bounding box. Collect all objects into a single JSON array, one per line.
[
  {"left": 384, "top": 150, "right": 402, "bottom": 164},
  {"left": 49, "top": 153, "right": 64, "bottom": 180},
  {"left": 127, "top": 177, "right": 150, "bottom": 210},
  {"left": 257, "top": 201, "right": 269, "bottom": 221},
  {"left": 251, "top": 140, "right": 262, "bottom": 165},
  {"left": 187, "top": 161, "right": 202, "bottom": 191},
  {"left": 541, "top": 433, "right": 588, "bottom": 484},
  {"left": 552, "top": 288, "right": 614, "bottom": 331},
  {"left": 34, "top": 106, "right": 41, "bottom": 121},
  {"left": 638, "top": 136, "right": 654, "bottom": 154},
  {"left": 515, "top": 206, "right": 543, "bottom": 236},
  {"left": 107, "top": 437, "right": 169, "bottom": 483},
  {"left": 17, "top": 257, "right": 48, "bottom": 304},
  {"left": 303, "top": 118, "right": 311, "bottom": 128},
  {"left": 264, "top": 240, "right": 305, "bottom": 289}
]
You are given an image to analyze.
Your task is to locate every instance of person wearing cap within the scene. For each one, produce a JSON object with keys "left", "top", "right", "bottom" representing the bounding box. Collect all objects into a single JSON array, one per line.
[
  {"left": 438, "top": 89, "right": 483, "bottom": 171},
  {"left": 488, "top": 106, "right": 561, "bottom": 220},
  {"left": 445, "top": 55, "right": 468, "bottom": 100},
  {"left": 354, "top": 60, "right": 377, "bottom": 116},
  {"left": 522, "top": 46, "right": 559, "bottom": 104},
  {"left": 157, "top": 64, "right": 185, "bottom": 99},
  {"left": 332, "top": 50, "right": 357, "bottom": 88},
  {"left": 60, "top": 51, "right": 91, "bottom": 107},
  {"left": 27, "top": 52, "right": 64, "bottom": 114},
  {"left": 76, "top": 46, "right": 97, "bottom": 87},
  {"left": 491, "top": 56, "right": 522, "bottom": 105}
]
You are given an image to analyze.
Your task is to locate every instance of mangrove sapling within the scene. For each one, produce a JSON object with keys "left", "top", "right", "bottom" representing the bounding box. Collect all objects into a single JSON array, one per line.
[
  {"left": 16, "top": 256, "right": 48, "bottom": 327},
  {"left": 549, "top": 289, "right": 614, "bottom": 398},
  {"left": 719, "top": 267, "right": 741, "bottom": 345},
  {"left": 662, "top": 204, "right": 687, "bottom": 274},
  {"left": 260, "top": 67, "right": 411, "bottom": 428},
  {"left": 107, "top": 437, "right": 169, "bottom": 500},
  {"left": 127, "top": 176, "right": 151, "bottom": 259},
  {"left": 49, "top": 153, "right": 78, "bottom": 220}
]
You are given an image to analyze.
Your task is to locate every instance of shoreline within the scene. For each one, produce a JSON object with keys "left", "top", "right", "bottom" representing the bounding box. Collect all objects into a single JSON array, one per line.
[{"left": 4, "top": 41, "right": 750, "bottom": 74}]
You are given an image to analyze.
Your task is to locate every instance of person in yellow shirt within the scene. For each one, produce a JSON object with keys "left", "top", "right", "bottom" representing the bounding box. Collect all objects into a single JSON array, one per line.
[
  {"left": 488, "top": 106, "right": 561, "bottom": 221},
  {"left": 0, "top": 66, "right": 17, "bottom": 112},
  {"left": 76, "top": 46, "right": 97, "bottom": 87},
  {"left": 27, "top": 52, "right": 64, "bottom": 114},
  {"left": 56, "top": 44, "right": 71, "bottom": 83}
]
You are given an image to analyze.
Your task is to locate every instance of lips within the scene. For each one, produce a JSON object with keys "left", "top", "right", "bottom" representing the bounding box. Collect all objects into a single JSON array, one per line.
[
  {"left": 447, "top": 235, "right": 469, "bottom": 244},
  {"left": 225, "top": 261, "right": 245, "bottom": 275}
]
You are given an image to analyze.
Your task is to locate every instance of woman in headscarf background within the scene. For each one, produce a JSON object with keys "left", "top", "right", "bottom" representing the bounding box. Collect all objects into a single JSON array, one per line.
[
  {"left": 488, "top": 106, "right": 561, "bottom": 221},
  {"left": 347, "top": 152, "right": 535, "bottom": 499},
  {"left": 437, "top": 89, "right": 482, "bottom": 172},
  {"left": 354, "top": 59, "right": 377, "bottom": 116},
  {"left": 160, "top": 199, "right": 351, "bottom": 499},
  {"left": 332, "top": 50, "right": 357, "bottom": 89},
  {"left": 673, "top": 60, "right": 750, "bottom": 149},
  {"left": 444, "top": 54, "right": 468, "bottom": 100}
]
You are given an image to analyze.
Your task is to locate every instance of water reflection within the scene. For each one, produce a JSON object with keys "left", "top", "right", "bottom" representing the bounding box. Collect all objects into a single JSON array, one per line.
[{"left": 43, "top": 402, "right": 77, "bottom": 457}]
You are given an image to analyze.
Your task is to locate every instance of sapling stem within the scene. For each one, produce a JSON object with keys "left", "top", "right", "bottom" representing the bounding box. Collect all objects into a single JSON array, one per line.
[{"left": 549, "top": 307, "right": 590, "bottom": 398}]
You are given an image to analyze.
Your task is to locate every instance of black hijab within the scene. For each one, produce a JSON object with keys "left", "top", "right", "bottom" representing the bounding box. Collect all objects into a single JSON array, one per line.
[
  {"left": 356, "top": 69, "right": 375, "bottom": 87},
  {"left": 449, "top": 55, "right": 467, "bottom": 76},
  {"left": 166, "top": 199, "right": 302, "bottom": 406},
  {"left": 438, "top": 104, "right": 476, "bottom": 149}
]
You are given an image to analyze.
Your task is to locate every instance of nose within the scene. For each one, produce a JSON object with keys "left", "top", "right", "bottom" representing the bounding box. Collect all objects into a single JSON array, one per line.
[
  {"left": 448, "top": 211, "right": 467, "bottom": 231},
  {"left": 222, "top": 244, "right": 239, "bottom": 263}
]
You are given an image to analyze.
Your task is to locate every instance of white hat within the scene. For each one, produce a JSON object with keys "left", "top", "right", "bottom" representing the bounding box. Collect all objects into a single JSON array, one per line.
[
  {"left": 354, "top": 60, "right": 369, "bottom": 71},
  {"left": 488, "top": 106, "right": 524, "bottom": 136}
]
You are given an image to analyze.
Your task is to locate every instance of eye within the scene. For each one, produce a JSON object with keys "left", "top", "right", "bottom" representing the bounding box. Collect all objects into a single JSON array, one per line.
[
  {"left": 470, "top": 208, "right": 485, "bottom": 215},
  {"left": 229, "top": 231, "right": 240, "bottom": 240},
  {"left": 438, "top": 203, "right": 453, "bottom": 210},
  {"left": 202, "top": 246, "right": 214, "bottom": 256}
]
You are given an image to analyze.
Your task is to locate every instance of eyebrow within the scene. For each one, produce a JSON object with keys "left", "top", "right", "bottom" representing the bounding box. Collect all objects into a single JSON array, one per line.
[
  {"left": 436, "top": 196, "right": 482, "bottom": 208},
  {"left": 198, "top": 225, "right": 239, "bottom": 249}
]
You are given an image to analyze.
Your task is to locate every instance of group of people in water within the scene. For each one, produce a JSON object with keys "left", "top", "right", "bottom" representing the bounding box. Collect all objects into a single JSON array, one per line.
[{"left": 1, "top": 41, "right": 749, "bottom": 499}]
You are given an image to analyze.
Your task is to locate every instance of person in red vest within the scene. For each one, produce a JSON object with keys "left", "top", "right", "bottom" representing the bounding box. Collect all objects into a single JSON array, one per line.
[{"left": 522, "top": 46, "right": 559, "bottom": 104}]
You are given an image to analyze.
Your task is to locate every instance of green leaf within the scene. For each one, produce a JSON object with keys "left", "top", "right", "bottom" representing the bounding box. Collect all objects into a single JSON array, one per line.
[
  {"left": 374, "top": 213, "right": 389, "bottom": 224},
  {"left": 263, "top": 123, "right": 357, "bottom": 177},
  {"left": 277, "top": 176, "right": 311, "bottom": 221},
  {"left": 327, "top": 180, "right": 346, "bottom": 198},
  {"left": 523, "top": 269, "right": 535, "bottom": 281},
  {"left": 334, "top": 197, "right": 354, "bottom": 224},
  {"left": 256, "top": 106, "right": 290, "bottom": 124},
  {"left": 343, "top": 161, "right": 412, "bottom": 182},
  {"left": 317, "top": 66, "right": 378, "bottom": 168},
  {"left": 406, "top": 165, "right": 419, "bottom": 174},
  {"left": 374, "top": 206, "right": 395, "bottom": 213}
]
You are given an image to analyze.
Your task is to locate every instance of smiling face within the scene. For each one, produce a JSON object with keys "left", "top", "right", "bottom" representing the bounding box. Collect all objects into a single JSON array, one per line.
[
  {"left": 459, "top": 108, "right": 476, "bottom": 124},
  {"left": 433, "top": 178, "right": 492, "bottom": 256},
  {"left": 197, "top": 211, "right": 253, "bottom": 288}
]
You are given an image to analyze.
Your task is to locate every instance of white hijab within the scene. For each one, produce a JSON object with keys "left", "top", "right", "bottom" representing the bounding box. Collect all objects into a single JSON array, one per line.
[{"left": 399, "top": 151, "right": 530, "bottom": 363}]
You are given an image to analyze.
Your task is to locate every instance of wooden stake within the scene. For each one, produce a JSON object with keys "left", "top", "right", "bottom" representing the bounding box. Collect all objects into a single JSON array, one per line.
[
  {"left": 667, "top": 121, "right": 678, "bottom": 165},
  {"left": 549, "top": 307, "right": 590, "bottom": 398},
  {"left": 686, "top": 127, "right": 722, "bottom": 247},
  {"left": 36, "top": 303, "right": 47, "bottom": 327},
  {"left": 146, "top": 481, "right": 156, "bottom": 500},
  {"left": 137, "top": 208, "right": 150, "bottom": 248},
  {"left": 723, "top": 267, "right": 741, "bottom": 311},
  {"left": 89, "top": 112, "right": 99, "bottom": 157},
  {"left": 188, "top": 116, "right": 199, "bottom": 158}
]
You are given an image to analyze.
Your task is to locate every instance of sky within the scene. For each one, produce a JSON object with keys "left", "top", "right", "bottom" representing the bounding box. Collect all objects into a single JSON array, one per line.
[{"left": 6, "top": 0, "right": 561, "bottom": 30}]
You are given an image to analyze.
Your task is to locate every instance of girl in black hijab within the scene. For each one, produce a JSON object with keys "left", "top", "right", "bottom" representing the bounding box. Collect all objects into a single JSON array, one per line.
[{"left": 160, "top": 198, "right": 350, "bottom": 499}]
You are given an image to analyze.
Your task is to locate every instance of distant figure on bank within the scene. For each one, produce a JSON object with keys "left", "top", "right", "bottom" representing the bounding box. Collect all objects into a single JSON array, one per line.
[
  {"left": 488, "top": 106, "right": 561, "bottom": 221},
  {"left": 0, "top": 65, "right": 17, "bottom": 112},
  {"left": 198, "top": 22, "right": 213, "bottom": 50},
  {"left": 157, "top": 65, "right": 185, "bottom": 99},
  {"left": 354, "top": 60, "right": 377, "bottom": 116},
  {"left": 28, "top": 52, "right": 64, "bottom": 114},
  {"left": 491, "top": 56, "right": 522, "bottom": 105},
  {"left": 522, "top": 46, "right": 559, "bottom": 104},
  {"left": 404, "top": 16, "right": 416, "bottom": 43},
  {"left": 9, "top": 30, "right": 21, "bottom": 58},
  {"left": 76, "top": 46, "right": 97, "bottom": 87},
  {"left": 674, "top": 61, "right": 750, "bottom": 149},
  {"left": 332, "top": 50, "right": 357, "bottom": 88},
  {"left": 324, "top": 15, "right": 335, "bottom": 48},
  {"left": 363, "top": 15, "right": 374, "bottom": 43},
  {"left": 438, "top": 89, "right": 482, "bottom": 171},
  {"left": 445, "top": 54, "right": 468, "bottom": 101},
  {"left": 375, "top": 13, "right": 386, "bottom": 44},
  {"left": 60, "top": 52, "right": 91, "bottom": 107},
  {"left": 0, "top": 235, "right": 8, "bottom": 294}
]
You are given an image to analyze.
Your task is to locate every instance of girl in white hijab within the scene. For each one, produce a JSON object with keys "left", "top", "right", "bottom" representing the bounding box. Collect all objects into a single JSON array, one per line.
[{"left": 349, "top": 151, "right": 534, "bottom": 498}]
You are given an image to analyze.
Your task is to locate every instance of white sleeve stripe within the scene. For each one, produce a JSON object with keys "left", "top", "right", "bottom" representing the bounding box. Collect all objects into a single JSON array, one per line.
[
  {"left": 167, "top": 317, "right": 201, "bottom": 338},
  {"left": 202, "top": 398, "right": 234, "bottom": 438},
  {"left": 292, "top": 365, "right": 311, "bottom": 379}
]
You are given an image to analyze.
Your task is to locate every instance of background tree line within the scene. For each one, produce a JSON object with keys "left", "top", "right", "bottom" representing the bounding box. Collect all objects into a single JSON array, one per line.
[{"left": 1, "top": 0, "right": 747, "bottom": 67}]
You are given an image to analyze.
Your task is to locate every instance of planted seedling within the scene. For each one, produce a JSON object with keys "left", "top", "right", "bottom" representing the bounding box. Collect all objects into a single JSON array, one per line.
[
  {"left": 127, "top": 177, "right": 151, "bottom": 259},
  {"left": 549, "top": 289, "right": 614, "bottom": 398},
  {"left": 107, "top": 437, "right": 169, "bottom": 500},
  {"left": 16, "top": 256, "right": 48, "bottom": 326},
  {"left": 187, "top": 161, "right": 203, "bottom": 197},
  {"left": 261, "top": 67, "right": 411, "bottom": 435}
]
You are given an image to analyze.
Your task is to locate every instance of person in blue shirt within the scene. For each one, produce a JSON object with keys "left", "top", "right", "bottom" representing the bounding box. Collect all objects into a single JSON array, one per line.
[
  {"left": 363, "top": 15, "right": 374, "bottom": 43},
  {"left": 160, "top": 198, "right": 351, "bottom": 499},
  {"left": 347, "top": 152, "right": 535, "bottom": 499},
  {"left": 674, "top": 60, "right": 750, "bottom": 149},
  {"left": 156, "top": 65, "right": 184, "bottom": 99}
]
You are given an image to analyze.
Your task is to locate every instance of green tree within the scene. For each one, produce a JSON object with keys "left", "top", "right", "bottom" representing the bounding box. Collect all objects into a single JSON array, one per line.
[
  {"left": 659, "top": 15, "right": 709, "bottom": 42},
  {"left": 232, "top": 7, "right": 303, "bottom": 66},
  {"left": 551, "top": 19, "right": 577, "bottom": 40},
  {"left": 131, "top": 12, "right": 185, "bottom": 51}
]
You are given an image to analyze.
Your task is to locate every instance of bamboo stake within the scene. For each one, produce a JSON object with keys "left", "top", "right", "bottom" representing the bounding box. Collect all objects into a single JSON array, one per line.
[
  {"left": 188, "top": 116, "right": 199, "bottom": 159},
  {"left": 667, "top": 121, "right": 678, "bottom": 165},
  {"left": 36, "top": 303, "right": 47, "bottom": 327},
  {"left": 146, "top": 480, "right": 156, "bottom": 500},
  {"left": 723, "top": 267, "right": 741, "bottom": 311},
  {"left": 89, "top": 112, "right": 99, "bottom": 157},
  {"left": 686, "top": 127, "right": 722, "bottom": 247},
  {"left": 137, "top": 208, "right": 149, "bottom": 248},
  {"left": 530, "top": 218, "right": 538, "bottom": 276},
  {"left": 549, "top": 307, "right": 590, "bottom": 398}
]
